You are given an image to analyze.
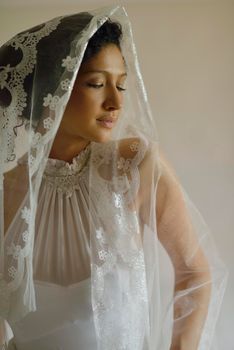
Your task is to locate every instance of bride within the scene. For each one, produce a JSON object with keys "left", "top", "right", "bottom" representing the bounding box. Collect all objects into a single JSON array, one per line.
[{"left": 0, "top": 5, "right": 227, "bottom": 350}]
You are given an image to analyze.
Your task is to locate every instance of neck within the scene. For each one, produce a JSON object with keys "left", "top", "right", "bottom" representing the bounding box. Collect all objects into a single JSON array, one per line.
[{"left": 49, "top": 130, "right": 90, "bottom": 163}]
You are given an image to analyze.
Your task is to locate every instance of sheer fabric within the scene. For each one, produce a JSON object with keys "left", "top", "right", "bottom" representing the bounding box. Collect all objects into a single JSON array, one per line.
[
  {"left": 7, "top": 279, "right": 95, "bottom": 350},
  {"left": 0, "top": 5, "right": 228, "bottom": 350}
]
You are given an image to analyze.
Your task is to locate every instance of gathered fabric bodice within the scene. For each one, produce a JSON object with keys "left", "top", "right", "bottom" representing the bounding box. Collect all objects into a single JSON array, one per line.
[
  {"left": 7, "top": 139, "right": 155, "bottom": 350},
  {"left": 33, "top": 143, "right": 92, "bottom": 287},
  {"left": 8, "top": 144, "right": 97, "bottom": 349},
  {"left": 42, "top": 144, "right": 91, "bottom": 198}
]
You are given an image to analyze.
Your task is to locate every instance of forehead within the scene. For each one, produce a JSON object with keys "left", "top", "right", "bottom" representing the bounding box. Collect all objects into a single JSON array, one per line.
[{"left": 79, "top": 44, "right": 126, "bottom": 76}]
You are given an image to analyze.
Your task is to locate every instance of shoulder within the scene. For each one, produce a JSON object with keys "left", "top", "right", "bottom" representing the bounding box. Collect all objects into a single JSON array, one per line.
[
  {"left": 91, "top": 137, "right": 149, "bottom": 168},
  {"left": 118, "top": 137, "right": 149, "bottom": 162}
]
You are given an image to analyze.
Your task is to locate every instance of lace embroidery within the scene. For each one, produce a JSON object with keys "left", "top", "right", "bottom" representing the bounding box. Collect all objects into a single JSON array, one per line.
[
  {"left": 8, "top": 266, "right": 17, "bottom": 279},
  {"left": 92, "top": 138, "right": 147, "bottom": 206},
  {"left": 96, "top": 227, "right": 106, "bottom": 244},
  {"left": 0, "top": 197, "right": 33, "bottom": 318},
  {"left": 43, "top": 116, "right": 54, "bottom": 130},
  {"left": 43, "top": 94, "right": 61, "bottom": 111},
  {"left": 117, "top": 157, "right": 131, "bottom": 172},
  {"left": 86, "top": 138, "right": 150, "bottom": 349},
  {"left": 61, "top": 55, "right": 78, "bottom": 72},
  {"left": 0, "top": 11, "right": 155, "bottom": 341},
  {"left": 31, "top": 131, "right": 42, "bottom": 147},
  {"left": 21, "top": 206, "right": 31, "bottom": 224},
  {"left": 0, "top": 64, "right": 10, "bottom": 89},
  {"left": 7, "top": 244, "right": 21, "bottom": 260},
  {"left": 43, "top": 144, "right": 91, "bottom": 197},
  {"left": 60, "top": 78, "right": 71, "bottom": 91},
  {"left": 0, "top": 16, "right": 62, "bottom": 162},
  {"left": 22, "top": 230, "right": 29, "bottom": 243},
  {"left": 129, "top": 140, "right": 139, "bottom": 152}
]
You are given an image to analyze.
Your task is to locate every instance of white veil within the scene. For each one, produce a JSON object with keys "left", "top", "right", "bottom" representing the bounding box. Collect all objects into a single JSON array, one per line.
[{"left": 0, "top": 5, "right": 228, "bottom": 349}]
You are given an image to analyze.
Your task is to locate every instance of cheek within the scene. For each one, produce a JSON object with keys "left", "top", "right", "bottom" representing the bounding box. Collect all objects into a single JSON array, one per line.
[
  {"left": 75, "top": 91, "right": 100, "bottom": 113},
  {"left": 66, "top": 87, "right": 104, "bottom": 127},
  {"left": 81, "top": 88, "right": 104, "bottom": 104}
]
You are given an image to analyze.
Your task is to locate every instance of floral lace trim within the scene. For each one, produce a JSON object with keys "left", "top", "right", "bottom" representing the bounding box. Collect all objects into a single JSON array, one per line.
[
  {"left": 42, "top": 144, "right": 91, "bottom": 197},
  {"left": 0, "top": 17, "right": 62, "bottom": 163}
]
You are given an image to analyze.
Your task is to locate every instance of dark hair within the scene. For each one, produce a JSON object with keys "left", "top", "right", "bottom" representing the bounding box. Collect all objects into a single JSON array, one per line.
[
  {"left": 82, "top": 19, "right": 123, "bottom": 63},
  {"left": 0, "top": 13, "right": 123, "bottom": 123}
]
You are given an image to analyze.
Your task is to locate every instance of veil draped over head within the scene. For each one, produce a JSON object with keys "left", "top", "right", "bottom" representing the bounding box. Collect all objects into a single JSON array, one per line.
[{"left": 0, "top": 5, "right": 228, "bottom": 350}]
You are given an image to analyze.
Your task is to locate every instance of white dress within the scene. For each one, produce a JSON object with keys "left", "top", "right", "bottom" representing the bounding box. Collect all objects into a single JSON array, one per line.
[
  {"left": 7, "top": 139, "right": 160, "bottom": 350},
  {"left": 5, "top": 139, "right": 175, "bottom": 350},
  {"left": 8, "top": 145, "right": 98, "bottom": 349},
  {"left": 8, "top": 279, "right": 96, "bottom": 350}
]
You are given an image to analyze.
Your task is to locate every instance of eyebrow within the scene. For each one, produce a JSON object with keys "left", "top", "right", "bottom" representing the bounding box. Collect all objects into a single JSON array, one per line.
[{"left": 81, "top": 70, "right": 127, "bottom": 77}]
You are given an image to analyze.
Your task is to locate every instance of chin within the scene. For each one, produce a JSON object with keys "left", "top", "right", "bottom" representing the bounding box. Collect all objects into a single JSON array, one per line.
[{"left": 91, "top": 131, "right": 112, "bottom": 144}]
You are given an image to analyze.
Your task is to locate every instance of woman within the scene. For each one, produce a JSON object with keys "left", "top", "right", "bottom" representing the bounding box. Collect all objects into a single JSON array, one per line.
[{"left": 0, "top": 5, "right": 227, "bottom": 350}]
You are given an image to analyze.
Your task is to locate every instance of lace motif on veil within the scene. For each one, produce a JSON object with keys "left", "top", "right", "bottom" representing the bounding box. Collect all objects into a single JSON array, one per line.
[{"left": 0, "top": 17, "right": 62, "bottom": 163}]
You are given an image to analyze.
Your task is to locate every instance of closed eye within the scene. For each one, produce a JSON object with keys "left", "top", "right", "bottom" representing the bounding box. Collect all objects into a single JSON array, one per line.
[
  {"left": 87, "top": 83, "right": 103, "bottom": 89},
  {"left": 87, "top": 83, "right": 126, "bottom": 91},
  {"left": 117, "top": 86, "right": 126, "bottom": 91}
]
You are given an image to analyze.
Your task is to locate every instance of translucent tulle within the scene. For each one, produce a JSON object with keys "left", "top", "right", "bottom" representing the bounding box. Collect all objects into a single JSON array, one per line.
[{"left": 0, "top": 5, "right": 228, "bottom": 350}]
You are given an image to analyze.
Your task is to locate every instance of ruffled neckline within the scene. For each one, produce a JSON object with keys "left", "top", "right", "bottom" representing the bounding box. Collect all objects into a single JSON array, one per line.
[{"left": 45, "top": 143, "right": 91, "bottom": 177}]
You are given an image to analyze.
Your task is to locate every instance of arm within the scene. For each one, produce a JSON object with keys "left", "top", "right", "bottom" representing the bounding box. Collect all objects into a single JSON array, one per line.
[{"left": 156, "top": 151, "right": 211, "bottom": 350}]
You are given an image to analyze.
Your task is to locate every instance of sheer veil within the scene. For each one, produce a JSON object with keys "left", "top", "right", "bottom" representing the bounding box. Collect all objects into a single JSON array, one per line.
[{"left": 0, "top": 5, "right": 228, "bottom": 349}]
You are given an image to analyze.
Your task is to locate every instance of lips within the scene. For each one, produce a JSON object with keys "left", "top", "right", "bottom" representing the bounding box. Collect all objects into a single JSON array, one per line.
[{"left": 96, "top": 116, "right": 117, "bottom": 129}]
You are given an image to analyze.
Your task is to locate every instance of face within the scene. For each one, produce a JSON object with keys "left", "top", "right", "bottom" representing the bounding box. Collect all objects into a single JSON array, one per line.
[{"left": 59, "top": 44, "right": 127, "bottom": 144}]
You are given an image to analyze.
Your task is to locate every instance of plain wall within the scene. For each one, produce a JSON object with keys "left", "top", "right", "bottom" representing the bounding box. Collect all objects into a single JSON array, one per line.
[{"left": 1, "top": 0, "right": 233, "bottom": 347}]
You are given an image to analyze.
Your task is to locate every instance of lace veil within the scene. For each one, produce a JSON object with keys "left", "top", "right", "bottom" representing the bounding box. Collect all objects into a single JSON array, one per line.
[{"left": 0, "top": 5, "right": 228, "bottom": 349}]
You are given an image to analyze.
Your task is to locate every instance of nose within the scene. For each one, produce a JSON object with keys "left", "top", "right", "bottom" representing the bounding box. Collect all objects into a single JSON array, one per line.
[{"left": 103, "top": 86, "right": 123, "bottom": 111}]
